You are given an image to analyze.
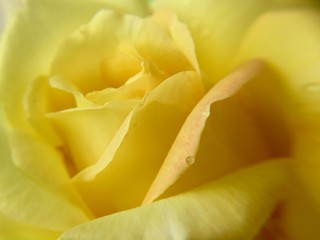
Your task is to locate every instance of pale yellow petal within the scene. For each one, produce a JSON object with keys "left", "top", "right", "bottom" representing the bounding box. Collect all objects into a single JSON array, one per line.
[
  {"left": 0, "top": 0, "right": 147, "bottom": 128},
  {"left": 152, "top": 0, "right": 317, "bottom": 87},
  {"left": 0, "top": 109, "right": 90, "bottom": 231},
  {"left": 99, "top": 0, "right": 149, "bottom": 16},
  {"left": 143, "top": 59, "right": 265, "bottom": 204},
  {"left": 24, "top": 76, "right": 63, "bottom": 145},
  {"left": 49, "top": 76, "right": 97, "bottom": 108},
  {"left": 163, "top": 67, "right": 293, "bottom": 202},
  {"left": 73, "top": 71, "right": 204, "bottom": 216},
  {"left": 8, "top": 128, "right": 93, "bottom": 218},
  {"left": 85, "top": 71, "right": 147, "bottom": 105},
  {"left": 48, "top": 100, "right": 139, "bottom": 173},
  {"left": 233, "top": 8, "right": 320, "bottom": 211},
  {"left": 50, "top": 10, "right": 139, "bottom": 93},
  {"left": 0, "top": 0, "right": 24, "bottom": 34},
  {"left": 50, "top": 9, "right": 193, "bottom": 95},
  {"left": 234, "top": 10, "right": 320, "bottom": 103},
  {"left": 0, "top": 213, "right": 59, "bottom": 240},
  {"left": 60, "top": 160, "right": 289, "bottom": 240},
  {"left": 170, "top": 17, "right": 200, "bottom": 73},
  {"left": 73, "top": 109, "right": 135, "bottom": 181},
  {"left": 230, "top": 9, "right": 320, "bottom": 238},
  {"left": 152, "top": 10, "right": 199, "bottom": 73}
]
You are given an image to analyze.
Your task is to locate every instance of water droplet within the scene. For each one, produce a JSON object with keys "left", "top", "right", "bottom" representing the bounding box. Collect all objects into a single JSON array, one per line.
[{"left": 186, "top": 156, "right": 195, "bottom": 165}]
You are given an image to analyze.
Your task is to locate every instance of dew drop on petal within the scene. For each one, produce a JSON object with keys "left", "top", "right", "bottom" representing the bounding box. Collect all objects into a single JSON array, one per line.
[{"left": 186, "top": 156, "right": 195, "bottom": 165}]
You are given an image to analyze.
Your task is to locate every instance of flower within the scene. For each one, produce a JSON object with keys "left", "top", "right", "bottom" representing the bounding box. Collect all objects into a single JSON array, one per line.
[{"left": 0, "top": 0, "right": 320, "bottom": 239}]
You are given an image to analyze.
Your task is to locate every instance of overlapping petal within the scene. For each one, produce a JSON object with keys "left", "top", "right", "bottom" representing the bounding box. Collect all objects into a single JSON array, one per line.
[
  {"left": 0, "top": 213, "right": 59, "bottom": 240},
  {"left": 50, "top": 9, "right": 194, "bottom": 95},
  {"left": 0, "top": 0, "right": 149, "bottom": 128},
  {"left": 48, "top": 100, "right": 139, "bottom": 173},
  {"left": 0, "top": 0, "right": 319, "bottom": 239},
  {"left": 233, "top": 9, "right": 320, "bottom": 103},
  {"left": 0, "top": 109, "right": 91, "bottom": 231},
  {"left": 60, "top": 160, "right": 289, "bottom": 240},
  {"left": 152, "top": 0, "right": 317, "bottom": 87},
  {"left": 232, "top": 9, "right": 320, "bottom": 238},
  {"left": 143, "top": 59, "right": 266, "bottom": 204},
  {"left": 233, "top": 7, "right": 320, "bottom": 207},
  {"left": 73, "top": 71, "right": 204, "bottom": 216}
]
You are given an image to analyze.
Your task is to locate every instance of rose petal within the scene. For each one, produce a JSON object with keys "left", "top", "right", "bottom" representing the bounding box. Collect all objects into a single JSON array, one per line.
[
  {"left": 49, "top": 76, "right": 97, "bottom": 109},
  {"left": 143, "top": 59, "right": 265, "bottom": 204},
  {"left": 86, "top": 74, "right": 150, "bottom": 107},
  {"left": 24, "top": 76, "right": 64, "bottom": 145},
  {"left": 100, "top": 0, "right": 149, "bottom": 16},
  {"left": 0, "top": 0, "right": 24, "bottom": 34},
  {"left": 158, "top": 70, "right": 292, "bottom": 202},
  {"left": 232, "top": 9, "right": 320, "bottom": 238},
  {"left": 169, "top": 17, "right": 200, "bottom": 73},
  {"left": 0, "top": 0, "right": 148, "bottom": 128},
  {"left": 73, "top": 109, "right": 135, "bottom": 181},
  {"left": 0, "top": 109, "right": 90, "bottom": 231},
  {"left": 48, "top": 100, "right": 139, "bottom": 173},
  {"left": 50, "top": 10, "right": 142, "bottom": 94},
  {"left": 152, "top": 10, "right": 200, "bottom": 73},
  {"left": 234, "top": 9, "right": 320, "bottom": 102},
  {"left": 283, "top": 124, "right": 320, "bottom": 239},
  {"left": 9, "top": 129, "right": 91, "bottom": 213},
  {"left": 0, "top": 212, "right": 59, "bottom": 240},
  {"left": 152, "top": 0, "right": 317, "bottom": 87},
  {"left": 50, "top": 9, "right": 194, "bottom": 94},
  {"left": 280, "top": 181, "right": 320, "bottom": 240},
  {"left": 233, "top": 5, "right": 320, "bottom": 211},
  {"left": 73, "top": 71, "right": 204, "bottom": 216},
  {"left": 60, "top": 159, "right": 289, "bottom": 240}
]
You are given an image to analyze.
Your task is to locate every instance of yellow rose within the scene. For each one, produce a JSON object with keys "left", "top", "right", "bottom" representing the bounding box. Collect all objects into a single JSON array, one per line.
[{"left": 0, "top": 0, "right": 320, "bottom": 239}]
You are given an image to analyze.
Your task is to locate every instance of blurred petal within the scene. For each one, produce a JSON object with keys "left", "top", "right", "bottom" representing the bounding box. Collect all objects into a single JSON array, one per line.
[
  {"left": 233, "top": 7, "right": 320, "bottom": 209},
  {"left": 234, "top": 9, "right": 320, "bottom": 104},
  {"left": 73, "top": 71, "right": 204, "bottom": 216},
  {"left": 0, "top": 213, "right": 59, "bottom": 240},
  {"left": 280, "top": 181, "right": 320, "bottom": 240},
  {"left": 60, "top": 160, "right": 289, "bottom": 240},
  {"left": 0, "top": 0, "right": 24, "bottom": 34},
  {"left": 9, "top": 129, "right": 90, "bottom": 211},
  {"left": 0, "top": 109, "right": 90, "bottom": 231},
  {"left": 100, "top": 0, "right": 149, "bottom": 16},
  {"left": 143, "top": 59, "right": 265, "bottom": 204},
  {"left": 24, "top": 76, "right": 63, "bottom": 145},
  {"left": 0, "top": 0, "right": 148, "bottom": 128},
  {"left": 233, "top": 9, "right": 320, "bottom": 238},
  {"left": 282, "top": 125, "right": 320, "bottom": 239},
  {"left": 152, "top": 0, "right": 317, "bottom": 87}
]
